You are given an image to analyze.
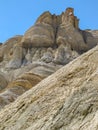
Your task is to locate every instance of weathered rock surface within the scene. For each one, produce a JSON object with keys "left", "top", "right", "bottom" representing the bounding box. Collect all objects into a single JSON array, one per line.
[
  {"left": 0, "top": 9, "right": 97, "bottom": 72},
  {"left": 0, "top": 8, "right": 97, "bottom": 71},
  {"left": 0, "top": 45, "right": 98, "bottom": 130},
  {"left": 0, "top": 73, "right": 43, "bottom": 109},
  {"left": 85, "top": 30, "right": 98, "bottom": 44},
  {"left": 0, "top": 72, "right": 8, "bottom": 91},
  {"left": 0, "top": 7, "right": 98, "bottom": 116}
]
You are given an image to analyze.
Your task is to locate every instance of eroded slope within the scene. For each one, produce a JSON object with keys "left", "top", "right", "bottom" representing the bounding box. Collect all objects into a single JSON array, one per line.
[{"left": 0, "top": 46, "right": 98, "bottom": 130}]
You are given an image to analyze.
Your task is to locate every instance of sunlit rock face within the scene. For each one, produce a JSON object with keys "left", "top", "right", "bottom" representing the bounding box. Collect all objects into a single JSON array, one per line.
[
  {"left": 0, "top": 35, "right": 23, "bottom": 69},
  {"left": 1, "top": 45, "right": 98, "bottom": 130},
  {"left": 0, "top": 7, "right": 97, "bottom": 69},
  {"left": 21, "top": 11, "right": 61, "bottom": 48},
  {"left": 0, "top": 7, "right": 98, "bottom": 110}
]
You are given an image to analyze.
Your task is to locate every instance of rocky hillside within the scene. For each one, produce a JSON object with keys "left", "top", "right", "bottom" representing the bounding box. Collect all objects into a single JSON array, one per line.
[
  {"left": 0, "top": 7, "right": 98, "bottom": 129},
  {"left": 0, "top": 43, "right": 98, "bottom": 130}
]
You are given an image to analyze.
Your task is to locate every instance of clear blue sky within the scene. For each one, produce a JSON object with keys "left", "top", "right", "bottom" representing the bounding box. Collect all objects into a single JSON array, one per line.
[{"left": 0, "top": 0, "right": 98, "bottom": 43}]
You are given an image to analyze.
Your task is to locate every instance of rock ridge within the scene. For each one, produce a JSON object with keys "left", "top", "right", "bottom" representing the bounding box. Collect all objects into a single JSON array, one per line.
[
  {"left": 0, "top": 45, "right": 98, "bottom": 130},
  {"left": 0, "top": 7, "right": 98, "bottom": 110}
]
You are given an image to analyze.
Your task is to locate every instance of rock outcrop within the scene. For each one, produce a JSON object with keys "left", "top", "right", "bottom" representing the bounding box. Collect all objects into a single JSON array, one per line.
[
  {"left": 0, "top": 7, "right": 98, "bottom": 112},
  {"left": 0, "top": 73, "right": 43, "bottom": 109},
  {"left": 0, "top": 45, "right": 98, "bottom": 130},
  {"left": 0, "top": 8, "right": 97, "bottom": 70}
]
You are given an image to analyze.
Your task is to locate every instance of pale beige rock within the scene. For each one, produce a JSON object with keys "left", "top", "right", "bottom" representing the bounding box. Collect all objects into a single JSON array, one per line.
[
  {"left": 6, "top": 45, "right": 23, "bottom": 69},
  {"left": 21, "top": 23, "right": 55, "bottom": 47},
  {"left": 41, "top": 48, "right": 54, "bottom": 63},
  {"left": 84, "top": 30, "right": 98, "bottom": 47},
  {"left": 0, "top": 59, "right": 62, "bottom": 109},
  {"left": 61, "top": 7, "right": 79, "bottom": 28},
  {"left": 0, "top": 73, "right": 43, "bottom": 110},
  {"left": 0, "top": 8, "right": 98, "bottom": 124},
  {"left": 7, "top": 73, "right": 43, "bottom": 90},
  {"left": 0, "top": 46, "right": 98, "bottom": 130},
  {"left": 36, "top": 11, "right": 53, "bottom": 25},
  {"left": 0, "top": 35, "right": 22, "bottom": 62},
  {"left": 53, "top": 43, "right": 73, "bottom": 64},
  {"left": 0, "top": 8, "right": 97, "bottom": 70}
]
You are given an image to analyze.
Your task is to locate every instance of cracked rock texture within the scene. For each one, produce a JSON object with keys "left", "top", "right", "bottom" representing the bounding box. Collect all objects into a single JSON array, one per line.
[
  {"left": 0, "top": 7, "right": 98, "bottom": 129},
  {"left": 0, "top": 45, "right": 98, "bottom": 130}
]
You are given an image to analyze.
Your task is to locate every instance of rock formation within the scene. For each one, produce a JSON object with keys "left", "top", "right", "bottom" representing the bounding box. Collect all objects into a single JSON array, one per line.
[
  {"left": 0, "top": 7, "right": 98, "bottom": 123},
  {"left": 0, "top": 45, "right": 98, "bottom": 130},
  {"left": 0, "top": 7, "right": 97, "bottom": 70}
]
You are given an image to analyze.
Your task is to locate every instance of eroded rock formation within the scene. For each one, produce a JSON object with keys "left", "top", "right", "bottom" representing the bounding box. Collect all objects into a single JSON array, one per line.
[
  {"left": 0, "top": 7, "right": 98, "bottom": 111},
  {"left": 0, "top": 45, "right": 98, "bottom": 130},
  {"left": 0, "top": 8, "right": 97, "bottom": 70}
]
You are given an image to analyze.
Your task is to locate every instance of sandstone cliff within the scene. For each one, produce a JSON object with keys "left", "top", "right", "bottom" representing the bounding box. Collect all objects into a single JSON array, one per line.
[
  {"left": 0, "top": 7, "right": 98, "bottom": 115},
  {"left": 0, "top": 45, "right": 98, "bottom": 130}
]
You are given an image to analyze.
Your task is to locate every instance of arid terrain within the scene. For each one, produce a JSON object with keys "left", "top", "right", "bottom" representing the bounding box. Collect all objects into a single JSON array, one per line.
[{"left": 0, "top": 7, "right": 98, "bottom": 130}]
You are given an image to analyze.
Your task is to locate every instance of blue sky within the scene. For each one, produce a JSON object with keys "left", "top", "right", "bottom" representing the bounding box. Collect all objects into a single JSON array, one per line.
[{"left": 0, "top": 0, "right": 98, "bottom": 43}]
